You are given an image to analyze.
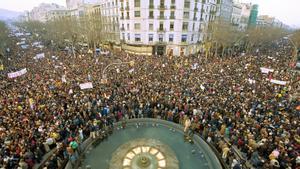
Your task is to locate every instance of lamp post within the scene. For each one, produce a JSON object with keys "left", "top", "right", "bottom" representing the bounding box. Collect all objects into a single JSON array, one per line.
[{"left": 101, "top": 60, "right": 134, "bottom": 83}]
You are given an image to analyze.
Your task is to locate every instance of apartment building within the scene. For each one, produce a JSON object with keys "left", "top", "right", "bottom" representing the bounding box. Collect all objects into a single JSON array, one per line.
[{"left": 119, "top": 0, "right": 218, "bottom": 56}]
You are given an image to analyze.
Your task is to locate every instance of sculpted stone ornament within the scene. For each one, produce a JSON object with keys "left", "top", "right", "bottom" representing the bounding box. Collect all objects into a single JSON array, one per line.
[{"left": 109, "top": 138, "right": 179, "bottom": 169}]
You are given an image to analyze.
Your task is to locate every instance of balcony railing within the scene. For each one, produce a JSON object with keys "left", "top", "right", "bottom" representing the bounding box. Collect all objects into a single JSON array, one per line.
[
  {"left": 120, "top": 16, "right": 124, "bottom": 20},
  {"left": 149, "top": 15, "right": 154, "bottom": 19},
  {"left": 169, "top": 15, "right": 175, "bottom": 19},
  {"left": 120, "top": 7, "right": 124, "bottom": 10},
  {"left": 194, "top": 8, "right": 198, "bottom": 11},
  {"left": 159, "top": 5, "right": 167, "bottom": 10},
  {"left": 120, "top": 27, "right": 125, "bottom": 31},
  {"left": 193, "top": 17, "right": 197, "bottom": 21},
  {"left": 170, "top": 5, "right": 176, "bottom": 9},
  {"left": 158, "top": 16, "right": 167, "bottom": 20},
  {"left": 125, "top": 6, "right": 130, "bottom": 10},
  {"left": 126, "top": 16, "right": 130, "bottom": 19},
  {"left": 149, "top": 5, "right": 154, "bottom": 9},
  {"left": 157, "top": 28, "right": 166, "bottom": 32}
]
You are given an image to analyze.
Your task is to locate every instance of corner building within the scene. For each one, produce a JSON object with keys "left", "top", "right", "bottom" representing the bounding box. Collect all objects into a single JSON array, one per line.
[{"left": 118, "top": 0, "right": 218, "bottom": 56}]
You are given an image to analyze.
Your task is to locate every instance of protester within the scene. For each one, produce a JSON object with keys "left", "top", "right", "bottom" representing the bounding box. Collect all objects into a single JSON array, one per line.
[{"left": 0, "top": 33, "right": 299, "bottom": 169}]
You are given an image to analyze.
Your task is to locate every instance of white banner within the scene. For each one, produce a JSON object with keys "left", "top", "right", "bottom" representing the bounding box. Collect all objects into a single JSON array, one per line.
[
  {"left": 270, "top": 79, "right": 287, "bottom": 85},
  {"left": 79, "top": 82, "right": 93, "bottom": 89},
  {"left": 34, "top": 53, "right": 45, "bottom": 59},
  {"left": 62, "top": 75, "right": 67, "bottom": 83},
  {"left": 248, "top": 78, "right": 256, "bottom": 84},
  {"left": 128, "top": 68, "right": 134, "bottom": 73},
  {"left": 8, "top": 68, "right": 27, "bottom": 78},
  {"left": 191, "top": 63, "right": 199, "bottom": 70},
  {"left": 260, "top": 67, "right": 274, "bottom": 74}
]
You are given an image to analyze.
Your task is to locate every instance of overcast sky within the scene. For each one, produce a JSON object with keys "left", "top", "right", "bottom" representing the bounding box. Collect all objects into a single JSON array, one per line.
[{"left": 0, "top": 0, "right": 299, "bottom": 28}]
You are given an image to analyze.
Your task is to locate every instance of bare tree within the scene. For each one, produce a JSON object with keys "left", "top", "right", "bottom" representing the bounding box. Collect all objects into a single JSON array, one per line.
[{"left": 210, "top": 19, "right": 243, "bottom": 57}]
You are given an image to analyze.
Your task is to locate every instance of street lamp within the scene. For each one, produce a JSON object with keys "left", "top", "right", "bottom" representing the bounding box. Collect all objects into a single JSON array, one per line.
[{"left": 101, "top": 60, "right": 135, "bottom": 83}]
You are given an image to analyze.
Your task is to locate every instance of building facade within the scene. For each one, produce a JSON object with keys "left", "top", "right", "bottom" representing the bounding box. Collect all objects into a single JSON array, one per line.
[
  {"left": 248, "top": 4, "right": 258, "bottom": 27},
  {"left": 98, "top": 0, "right": 120, "bottom": 46},
  {"left": 66, "top": 0, "right": 100, "bottom": 9},
  {"left": 29, "top": 3, "right": 66, "bottom": 22},
  {"left": 239, "top": 3, "right": 251, "bottom": 30},
  {"left": 118, "top": 0, "right": 218, "bottom": 56},
  {"left": 231, "top": 1, "right": 242, "bottom": 29},
  {"left": 219, "top": 0, "right": 233, "bottom": 22}
]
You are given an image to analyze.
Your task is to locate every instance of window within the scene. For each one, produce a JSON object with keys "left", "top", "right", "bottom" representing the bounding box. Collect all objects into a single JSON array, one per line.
[
  {"left": 149, "top": 23, "right": 153, "bottom": 30},
  {"left": 127, "top": 33, "right": 130, "bottom": 40},
  {"left": 149, "top": 11, "right": 154, "bottom": 18},
  {"left": 169, "top": 34, "right": 174, "bottom": 42},
  {"left": 184, "top": 12, "right": 189, "bottom": 19},
  {"left": 149, "top": 34, "right": 153, "bottom": 42},
  {"left": 134, "top": 23, "right": 140, "bottom": 30},
  {"left": 182, "top": 22, "right": 188, "bottom": 30},
  {"left": 170, "top": 11, "right": 175, "bottom": 19},
  {"left": 181, "top": 34, "right": 187, "bottom": 42},
  {"left": 159, "top": 34, "right": 163, "bottom": 42},
  {"left": 170, "top": 22, "right": 174, "bottom": 30},
  {"left": 191, "top": 34, "right": 194, "bottom": 41},
  {"left": 135, "top": 34, "right": 141, "bottom": 41},
  {"left": 134, "top": 0, "right": 140, "bottom": 7},
  {"left": 159, "top": 23, "right": 164, "bottom": 30},
  {"left": 171, "top": 0, "right": 175, "bottom": 4},
  {"left": 122, "top": 33, "right": 125, "bottom": 40},
  {"left": 160, "top": 0, "right": 165, "bottom": 6},
  {"left": 159, "top": 11, "right": 164, "bottom": 19},
  {"left": 134, "top": 11, "right": 140, "bottom": 17},
  {"left": 192, "top": 23, "right": 195, "bottom": 30},
  {"left": 150, "top": 0, "right": 154, "bottom": 5},
  {"left": 127, "top": 23, "right": 130, "bottom": 30},
  {"left": 184, "top": 0, "right": 190, "bottom": 8}
]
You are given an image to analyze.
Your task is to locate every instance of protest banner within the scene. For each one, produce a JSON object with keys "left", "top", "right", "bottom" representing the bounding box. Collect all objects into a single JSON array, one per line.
[
  {"left": 8, "top": 68, "right": 27, "bottom": 78},
  {"left": 34, "top": 53, "right": 45, "bottom": 60},
  {"left": 270, "top": 79, "right": 287, "bottom": 85},
  {"left": 79, "top": 82, "right": 93, "bottom": 89},
  {"left": 191, "top": 63, "right": 199, "bottom": 70},
  {"left": 260, "top": 67, "right": 274, "bottom": 74}
]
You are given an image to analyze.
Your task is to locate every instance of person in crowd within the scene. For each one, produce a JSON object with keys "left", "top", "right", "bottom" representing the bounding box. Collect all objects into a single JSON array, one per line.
[{"left": 0, "top": 34, "right": 299, "bottom": 169}]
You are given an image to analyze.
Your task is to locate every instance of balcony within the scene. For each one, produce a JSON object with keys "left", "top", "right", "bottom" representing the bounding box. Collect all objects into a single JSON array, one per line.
[
  {"left": 194, "top": 8, "right": 198, "bottom": 12},
  {"left": 149, "top": 5, "right": 154, "bottom": 9},
  {"left": 120, "top": 6, "right": 124, "bottom": 11},
  {"left": 126, "top": 16, "right": 130, "bottom": 19},
  {"left": 120, "top": 27, "right": 125, "bottom": 31},
  {"left": 169, "top": 15, "right": 175, "bottom": 19},
  {"left": 125, "top": 6, "right": 130, "bottom": 10},
  {"left": 149, "top": 15, "right": 154, "bottom": 19},
  {"left": 120, "top": 16, "right": 124, "bottom": 20},
  {"left": 157, "top": 28, "right": 166, "bottom": 32},
  {"left": 159, "top": 5, "right": 167, "bottom": 10},
  {"left": 158, "top": 16, "right": 167, "bottom": 20},
  {"left": 170, "top": 5, "right": 176, "bottom": 9},
  {"left": 193, "top": 17, "right": 197, "bottom": 21}
]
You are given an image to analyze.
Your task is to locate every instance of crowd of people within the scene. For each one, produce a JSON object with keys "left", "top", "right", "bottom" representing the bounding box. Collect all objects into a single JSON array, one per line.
[{"left": 0, "top": 31, "right": 299, "bottom": 169}]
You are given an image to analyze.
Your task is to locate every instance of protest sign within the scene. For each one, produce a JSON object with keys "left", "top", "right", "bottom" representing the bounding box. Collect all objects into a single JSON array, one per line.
[
  {"left": 34, "top": 53, "right": 45, "bottom": 60},
  {"left": 8, "top": 68, "right": 27, "bottom": 78},
  {"left": 270, "top": 79, "right": 287, "bottom": 85},
  {"left": 260, "top": 67, "right": 274, "bottom": 74},
  {"left": 191, "top": 63, "right": 199, "bottom": 70},
  {"left": 79, "top": 82, "right": 93, "bottom": 89}
]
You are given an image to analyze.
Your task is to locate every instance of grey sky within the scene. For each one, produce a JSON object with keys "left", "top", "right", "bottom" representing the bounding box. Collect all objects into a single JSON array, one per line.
[{"left": 0, "top": 0, "right": 299, "bottom": 28}]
